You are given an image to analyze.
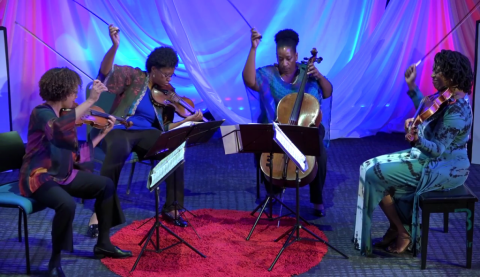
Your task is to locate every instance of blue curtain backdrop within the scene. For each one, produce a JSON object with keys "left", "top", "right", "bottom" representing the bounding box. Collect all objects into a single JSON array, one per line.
[{"left": 0, "top": 0, "right": 478, "bottom": 141}]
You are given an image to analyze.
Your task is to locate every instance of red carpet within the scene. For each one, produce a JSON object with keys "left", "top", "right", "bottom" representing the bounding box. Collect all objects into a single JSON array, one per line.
[{"left": 102, "top": 209, "right": 328, "bottom": 277}]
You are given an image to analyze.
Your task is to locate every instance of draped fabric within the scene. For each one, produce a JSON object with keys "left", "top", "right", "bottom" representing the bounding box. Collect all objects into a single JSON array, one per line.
[{"left": 0, "top": 0, "right": 478, "bottom": 141}]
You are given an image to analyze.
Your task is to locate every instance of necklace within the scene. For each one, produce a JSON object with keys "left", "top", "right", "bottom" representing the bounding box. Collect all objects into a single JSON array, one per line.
[{"left": 280, "top": 74, "right": 298, "bottom": 84}]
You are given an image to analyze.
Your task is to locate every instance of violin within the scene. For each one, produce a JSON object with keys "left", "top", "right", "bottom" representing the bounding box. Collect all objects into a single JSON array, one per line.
[
  {"left": 259, "top": 48, "right": 323, "bottom": 187},
  {"left": 60, "top": 102, "right": 133, "bottom": 129},
  {"left": 405, "top": 88, "right": 454, "bottom": 142},
  {"left": 151, "top": 83, "right": 208, "bottom": 122}
]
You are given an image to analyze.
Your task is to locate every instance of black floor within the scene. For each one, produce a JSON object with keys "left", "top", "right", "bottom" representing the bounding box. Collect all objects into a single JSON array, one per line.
[{"left": 0, "top": 132, "right": 479, "bottom": 276}]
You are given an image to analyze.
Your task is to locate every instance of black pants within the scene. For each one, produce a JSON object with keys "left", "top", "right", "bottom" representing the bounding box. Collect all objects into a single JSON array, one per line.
[
  {"left": 100, "top": 129, "right": 184, "bottom": 212},
  {"left": 257, "top": 124, "right": 327, "bottom": 205},
  {"left": 31, "top": 171, "right": 124, "bottom": 252}
]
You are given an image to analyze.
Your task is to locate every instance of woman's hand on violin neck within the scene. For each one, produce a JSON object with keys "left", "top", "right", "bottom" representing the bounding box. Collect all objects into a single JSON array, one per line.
[
  {"left": 88, "top": 80, "right": 107, "bottom": 103},
  {"left": 404, "top": 64, "right": 417, "bottom": 89},
  {"left": 404, "top": 118, "right": 414, "bottom": 132},
  {"left": 186, "top": 109, "right": 203, "bottom": 122},
  {"left": 250, "top": 28, "right": 262, "bottom": 49},
  {"left": 101, "top": 116, "right": 116, "bottom": 135},
  {"left": 109, "top": 24, "right": 120, "bottom": 47}
]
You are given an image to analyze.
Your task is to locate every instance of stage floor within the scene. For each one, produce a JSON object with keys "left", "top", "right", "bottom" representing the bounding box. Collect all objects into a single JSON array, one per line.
[{"left": 0, "top": 132, "right": 479, "bottom": 276}]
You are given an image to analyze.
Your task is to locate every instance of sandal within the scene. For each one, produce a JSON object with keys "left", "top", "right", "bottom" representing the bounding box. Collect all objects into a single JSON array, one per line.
[
  {"left": 386, "top": 233, "right": 411, "bottom": 254},
  {"left": 373, "top": 227, "right": 397, "bottom": 248}
]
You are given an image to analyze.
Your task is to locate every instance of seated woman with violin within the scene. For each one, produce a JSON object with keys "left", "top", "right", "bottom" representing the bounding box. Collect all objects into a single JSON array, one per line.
[
  {"left": 353, "top": 50, "right": 473, "bottom": 256},
  {"left": 19, "top": 68, "right": 132, "bottom": 277},
  {"left": 242, "top": 28, "right": 333, "bottom": 217},
  {"left": 89, "top": 24, "right": 203, "bottom": 232}
]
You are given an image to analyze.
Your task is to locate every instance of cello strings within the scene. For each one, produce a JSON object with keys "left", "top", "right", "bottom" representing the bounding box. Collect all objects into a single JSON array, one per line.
[{"left": 416, "top": 0, "right": 480, "bottom": 66}]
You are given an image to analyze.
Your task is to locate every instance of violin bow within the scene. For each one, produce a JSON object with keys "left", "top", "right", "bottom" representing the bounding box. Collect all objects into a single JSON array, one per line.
[
  {"left": 226, "top": 0, "right": 262, "bottom": 39},
  {"left": 15, "top": 21, "right": 95, "bottom": 82},
  {"left": 72, "top": 0, "right": 110, "bottom": 26},
  {"left": 415, "top": 1, "right": 480, "bottom": 66}
]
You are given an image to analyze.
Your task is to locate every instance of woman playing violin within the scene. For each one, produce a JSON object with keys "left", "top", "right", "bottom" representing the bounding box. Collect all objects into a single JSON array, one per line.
[
  {"left": 19, "top": 68, "right": 132, "bottom": 277},
  {"left": 90, "top": 24, "right": 203, "bottom": 232},
  {"left": 354, "top": 50, "right": 473, "bottom": 256},
  {"left": 242, "top": 28, "right": 333, "bottom": 217}
]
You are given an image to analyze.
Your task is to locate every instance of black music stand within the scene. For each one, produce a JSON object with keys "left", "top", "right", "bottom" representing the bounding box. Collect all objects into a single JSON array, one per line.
[
  {"left": 223, "top": 124, "right": 317, "bottom": 240},
  {"left": 265, "top": 123, "right": 348, "bottom": 271},
  {"left": 138, "top": 121, "right": 224, "bottom": 234},
  {"left": 130, "top": 143, "right": 206, "bottom": 274},
  {"left": 186, "top": 120, "right": 225, "bottom": 147},
  {"left": 135, "top": 126, "right": 195, "bottom": 230}
]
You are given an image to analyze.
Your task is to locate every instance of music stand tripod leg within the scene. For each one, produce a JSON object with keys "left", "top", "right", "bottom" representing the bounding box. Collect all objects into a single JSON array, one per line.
[
  {"left": 268, "top": 168, "right": 349, "bottom": 272},
  {"left": 247, "top": 146, "right": 279, "bottom": 240},
  {"left": 246, "top": 195, "right": 272, "bottom": 241},
  {"left": 131, "top": 187, "right": 162, "bottom": 273}
]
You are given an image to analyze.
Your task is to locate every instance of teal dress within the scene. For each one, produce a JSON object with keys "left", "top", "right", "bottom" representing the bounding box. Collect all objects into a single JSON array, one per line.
[
  {"left": 251, "top": 62, "right": 332, "bottom": 147},
  {"left": 353, "top": 88, "right": 472, "bottom": 256}
]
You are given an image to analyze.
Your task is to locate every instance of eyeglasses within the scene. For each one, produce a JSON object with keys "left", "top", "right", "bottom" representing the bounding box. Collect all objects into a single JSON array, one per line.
[{"left": 158, "top": 71, "right": 176, "bottom": 79}]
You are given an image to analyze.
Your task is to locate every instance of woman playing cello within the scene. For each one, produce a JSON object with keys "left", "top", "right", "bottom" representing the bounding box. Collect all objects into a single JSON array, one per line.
[{"left": 242, "top": 28, "right": 333, "bottom": 217}]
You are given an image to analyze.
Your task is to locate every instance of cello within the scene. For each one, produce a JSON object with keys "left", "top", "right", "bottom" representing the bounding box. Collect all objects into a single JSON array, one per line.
[{"left": 260, "top": 48, "right": 323, "bottom": 187}]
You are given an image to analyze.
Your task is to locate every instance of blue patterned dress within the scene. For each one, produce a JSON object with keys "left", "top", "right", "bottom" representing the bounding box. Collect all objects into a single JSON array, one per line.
[
  {"left": 249, "top": 62, "right": 332, "bottom": 147},
  {"left": 353, "top": 88, "right": 472, "bottom": 256}
]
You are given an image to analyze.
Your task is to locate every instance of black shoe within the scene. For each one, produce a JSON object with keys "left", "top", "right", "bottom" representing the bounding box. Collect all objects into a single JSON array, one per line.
[
  {"left": 87, "top": 224, "right": 99, "bottom": 238},
  {"left": 47, "top": 266, "right": 65, "bottom": 277},
  {"left": 161, "top": 211, "right": 188, "bottom": 227},
  {"left": 314, "top": 208, "right": 326, "bottom": 217},
  {"left": 93, "top": 245, "right": 133, "bottom": 259}
]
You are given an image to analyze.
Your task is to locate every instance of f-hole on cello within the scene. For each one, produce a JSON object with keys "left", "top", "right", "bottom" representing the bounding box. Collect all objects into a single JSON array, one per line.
[{"left": 260, "top": 48, "right": 323, "bottom": 188}]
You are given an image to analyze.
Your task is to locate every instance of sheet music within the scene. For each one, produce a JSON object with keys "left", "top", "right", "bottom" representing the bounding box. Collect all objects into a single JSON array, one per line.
[
  {"left": 272, "top": 122, "right": 307, "bottom": 172},
  {"left": 170, "top": 121, "right": 203, "bottom": 131},
  {"left": 220, "top": 125, "right": 240, "bottom": 154},
  {"left": 148, "top": 141, "right": 186, "bottom": 190}
]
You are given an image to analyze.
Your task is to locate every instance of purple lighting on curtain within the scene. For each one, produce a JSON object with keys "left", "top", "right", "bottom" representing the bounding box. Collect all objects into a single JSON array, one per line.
[{"left": 0, "top": 0, "right": 478, "bottom": 141}]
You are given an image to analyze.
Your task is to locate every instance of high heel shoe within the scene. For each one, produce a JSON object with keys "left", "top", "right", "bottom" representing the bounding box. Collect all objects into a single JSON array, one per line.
[
  {"left": 373, "top": 228, "right": 397, "bottom": 248},
  {"left": 161, "top": 210, "right": 187, "bottom": 227},
  {"left": 47, "top": 266, "right": 65, "bottom": 277},
  {"left": 93, "top": 245, "right": 133, "bottom": 259},
  {"left": 386, "top": 233, "right": 411, "bottom": 254}
]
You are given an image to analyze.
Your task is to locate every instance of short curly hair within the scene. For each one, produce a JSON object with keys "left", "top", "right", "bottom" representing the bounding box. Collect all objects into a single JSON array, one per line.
[
  {"left": 275, "top": 29, "right": 299, "bottom": 52},
  {"left": 39, "top": 67, "right": 82, "bottom": 102},
  {"left": 145, "top": 46, "right": 179, "bottom": 73},
  {"left": 434, "top": 50, "right": 474, "bottom": 94}
]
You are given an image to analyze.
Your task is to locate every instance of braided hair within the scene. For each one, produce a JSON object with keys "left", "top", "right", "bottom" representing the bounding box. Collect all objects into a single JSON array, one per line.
[{"left": 434, "top": 50, "right": 474, "bottom": 94}]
